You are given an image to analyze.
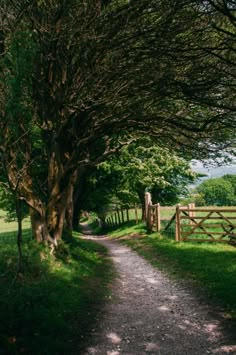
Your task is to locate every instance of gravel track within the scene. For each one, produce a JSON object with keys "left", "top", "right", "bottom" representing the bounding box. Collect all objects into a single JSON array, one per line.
[{"left": 81, "top": 232, "right": 236, "bottom": 355}]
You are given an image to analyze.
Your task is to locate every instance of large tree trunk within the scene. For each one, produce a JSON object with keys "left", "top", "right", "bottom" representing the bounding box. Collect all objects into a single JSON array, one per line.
[
  {"left": 46, "top": 190, "right": 68, "bottom": 242},
  {"left": 65, "top": 192, "right": 74, "bottom": 237},
  {"left": 72, "top": 198, "right": 81, "bottom": 232},
  {"left": 30, "top": 207, "right": 54, "bottom": 245},
  {"left": 64, "top": 178, "right": 77, "bottom": 238},
  {"left": 46, "top": 169, "right": 78, "bottom": 241}
]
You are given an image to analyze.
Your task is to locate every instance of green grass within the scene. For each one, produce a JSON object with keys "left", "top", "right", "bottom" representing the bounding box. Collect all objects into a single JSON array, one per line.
[
  {"left": 0, "top": 228, "right": 114, "bottom": 354},
  {"left": 107, "top": 222, "right": 236, "bottom": 321},
  {"left": 105, "top": 220, "right": 147, "bottom": 238},
  {"left": 0, "top": 216, "right": 31, "bottom": 233},
  {"left": 159, "top": 206, "right": 176, "bottom": 218}
]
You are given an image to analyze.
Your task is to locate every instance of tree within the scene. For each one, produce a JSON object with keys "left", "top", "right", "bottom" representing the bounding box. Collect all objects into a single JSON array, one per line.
[
  {"left": 79, "top": 140, "right": 196, "bottom": 221},
  {"left": 71, "top": 162, "right": 139, "bottom": 229},
  {"left": 118, "top": 142, "right": 196, "bottom": 215},
  {"left": 222, "top": 174, "right": 236, "bottom": 196},
  {"left": 196, "top": 177, "right": 235, "bottom": 205},
  {"left": 1, "top": 0, "right": 236, "bottom": 245},
  {"left": 0, "top": 28, "right": 55, "bottom": 243}
]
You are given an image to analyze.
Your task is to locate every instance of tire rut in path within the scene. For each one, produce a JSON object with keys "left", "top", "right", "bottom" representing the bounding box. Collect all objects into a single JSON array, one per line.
[{"left": 82, "top": 236, "right": 236, "bottom": 355}]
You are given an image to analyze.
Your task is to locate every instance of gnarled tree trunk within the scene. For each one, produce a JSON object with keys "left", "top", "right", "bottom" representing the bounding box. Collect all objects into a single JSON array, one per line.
[
  {"left": 30, "top": 207, "right": 54, "bottom": 245},
  {"left": 46, "top": 168, "right": 78, "bottom": 241}
]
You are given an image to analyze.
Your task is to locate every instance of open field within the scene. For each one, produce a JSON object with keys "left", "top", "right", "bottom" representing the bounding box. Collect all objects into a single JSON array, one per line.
[
  {"left": 0, "top": 212, "right": 32, "bottom": 248},
  {"left": 0, "top": 211, "right": 31, "bottom": 233}
]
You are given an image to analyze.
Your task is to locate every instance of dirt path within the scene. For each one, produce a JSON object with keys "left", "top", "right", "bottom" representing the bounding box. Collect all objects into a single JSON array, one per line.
[{"left": 81, "top": 229, "right": 236, "bottom": 354}]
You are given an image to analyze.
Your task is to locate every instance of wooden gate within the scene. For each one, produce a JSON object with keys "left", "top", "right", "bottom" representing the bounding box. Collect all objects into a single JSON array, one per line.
[{"left": 176, "top": 206, "right": 236, "bottom": 243}]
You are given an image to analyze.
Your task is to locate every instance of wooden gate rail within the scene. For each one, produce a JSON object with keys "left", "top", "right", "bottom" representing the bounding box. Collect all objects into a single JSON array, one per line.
[
  {"left": 145, "top": 193, "right": 236, "bottom": 244},
  {"left": 176, "top": 207, "right": 236, "bottom": 243}
]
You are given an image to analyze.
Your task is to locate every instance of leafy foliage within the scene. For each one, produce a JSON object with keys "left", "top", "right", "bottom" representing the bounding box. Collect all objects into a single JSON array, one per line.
[
  {"left": 196, "top": 175, "right": 236, "bottom": 206},
  {"left": 81, "top": 140, "right": 196, "bottom": 218},
  {"left": 0, "top": 0, "right": 235, "bottom": 242}
]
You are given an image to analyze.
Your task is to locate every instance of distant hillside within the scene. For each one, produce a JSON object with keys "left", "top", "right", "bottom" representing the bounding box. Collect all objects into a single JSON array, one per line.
[{"left": 190, "top": 159, "right": 236, "bottom": 187}]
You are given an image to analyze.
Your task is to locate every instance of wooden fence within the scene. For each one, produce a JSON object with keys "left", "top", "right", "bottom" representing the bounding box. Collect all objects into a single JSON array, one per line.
[
  {"left": 145, "top": 192, "right": 236, "bottom": 244},
  {"left": 104, "top": 205, "right": 141, "bottom": 228}
]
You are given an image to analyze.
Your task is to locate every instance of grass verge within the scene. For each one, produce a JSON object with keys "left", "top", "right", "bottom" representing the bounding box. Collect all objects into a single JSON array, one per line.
[
  {"left": 106, "top": 222, "right": 236, "bottom": 321},
  {"left": 0, "top": 231, "right": 113, "bottom": 355}
]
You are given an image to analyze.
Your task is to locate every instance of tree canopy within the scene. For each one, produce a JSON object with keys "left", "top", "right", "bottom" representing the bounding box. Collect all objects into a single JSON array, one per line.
[
  {"left": 0, "top": 0, "right": 235, "bottom": 244},
  {"left": 196, "top": 174, "right": 236, "bottom": 206},
  {"left": 70, "top": 140, "right": 195, "bottom": 224}
]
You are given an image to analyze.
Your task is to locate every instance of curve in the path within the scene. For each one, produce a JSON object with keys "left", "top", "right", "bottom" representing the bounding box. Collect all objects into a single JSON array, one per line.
[{"left": 82, "top": 234, "right": 236, "bottom": 355}]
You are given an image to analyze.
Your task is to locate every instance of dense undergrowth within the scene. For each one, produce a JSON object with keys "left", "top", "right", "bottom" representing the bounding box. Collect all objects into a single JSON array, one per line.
[
  {"left": 106, "top": 222, "right": 236, "bottom": 321},
  {"left": 0, "top": 231, "right": 113, "bottom": 354}
]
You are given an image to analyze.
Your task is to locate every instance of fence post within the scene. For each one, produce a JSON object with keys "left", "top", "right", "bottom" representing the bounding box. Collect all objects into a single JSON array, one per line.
[
  {"left": 114, "top": 213, "right": 118, "bottom": 226},
  {"left": 111, "top": 214, "right": 114, "bottom": 227},
  {"left": 121, "top": 209, "right": 124, "bottom": 224},
  {"left": 156, "top": 203, "right": 161, "bottom": 232},
  {"left": 135, "top": 204, "right": 139, "bottom": 224},
  {"left": 126, "top": 209, "right": 129, "bottom": 222},
  {"left": 117, "top": 208, "right": 121, "bottom": 225},
  {"left": 175, "top": 204, "right": 181, "bottom": 242},
  {"left": 145, "top": 192, "right": 152, "bottom": 221},
  {"left": 146, "top": 205, "right": 153, "bottom": 232}
]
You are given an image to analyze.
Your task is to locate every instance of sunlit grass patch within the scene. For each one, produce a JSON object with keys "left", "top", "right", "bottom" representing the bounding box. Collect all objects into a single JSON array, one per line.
[
  {"left": 106, "top": 221, "right": 146, "bottom": 239},
  {"left": 0, "top": 209, "right": 32, "bottom": 249}
]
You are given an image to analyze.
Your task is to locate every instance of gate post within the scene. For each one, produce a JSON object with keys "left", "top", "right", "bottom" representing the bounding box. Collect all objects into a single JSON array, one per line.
[
  {"left": 145, "top": 192, "right": 152, "bottom": 220},
  {"left": 176, "top": 204, "right": 181, "bottom": 242},
  {"left": 145, "top": 192, "right": 152, "bottom": 231},
  {"left": 156, "top": 203, "right": 161, "bottom": 232}
]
